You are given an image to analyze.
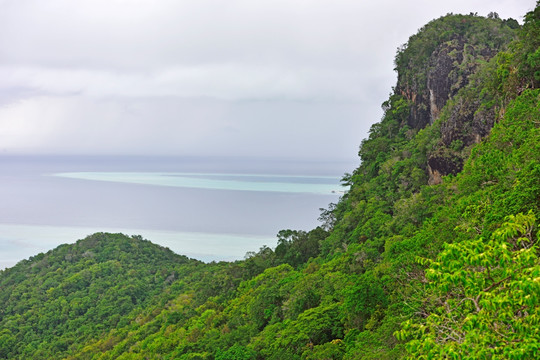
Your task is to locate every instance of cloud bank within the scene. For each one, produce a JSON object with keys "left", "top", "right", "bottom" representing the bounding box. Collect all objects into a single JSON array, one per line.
[{"left": 0, "top": 0, "right": 534, "bottom": 160}]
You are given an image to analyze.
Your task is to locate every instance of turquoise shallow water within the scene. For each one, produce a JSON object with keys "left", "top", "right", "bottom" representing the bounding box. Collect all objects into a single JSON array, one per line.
[
  {"left": 53, "top": 172, "right": 343, "bottom": 195},
  {"left": 0, "top": 224, "right": 275, "bottom": 269},
  {"left": 0, "top": 156, "right": 352, "bottom": 269}
]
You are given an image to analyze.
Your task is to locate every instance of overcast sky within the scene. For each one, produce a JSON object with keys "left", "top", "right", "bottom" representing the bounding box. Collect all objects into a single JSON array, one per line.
[{"left": 0, "top": 0, "right": 535, "bottom": 162}]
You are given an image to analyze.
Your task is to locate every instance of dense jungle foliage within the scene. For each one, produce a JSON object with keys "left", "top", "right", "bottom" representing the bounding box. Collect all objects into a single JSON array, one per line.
[{"left": 0, "top": 4, "right": 539, "bottom": 359}]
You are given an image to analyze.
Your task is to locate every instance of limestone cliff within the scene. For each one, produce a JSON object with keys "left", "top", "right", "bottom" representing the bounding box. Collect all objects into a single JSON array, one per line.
[{"left": 393, "top": 14, "right": 518, "bottom": 182}]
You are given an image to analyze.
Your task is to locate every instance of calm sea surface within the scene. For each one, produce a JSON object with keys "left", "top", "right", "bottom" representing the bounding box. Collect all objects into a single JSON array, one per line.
[{"left": 0, "top": 156, "right": 353, "bottom": 269}]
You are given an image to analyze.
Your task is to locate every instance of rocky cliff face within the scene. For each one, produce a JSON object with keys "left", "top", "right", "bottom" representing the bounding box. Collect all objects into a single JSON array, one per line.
[
  {"left": 393, "top": 14, "right": 518, "bottom": 183},
  {"left": 398, "top": 36, "right": 467, "bottom": 130},
  {"left": 427, "top": 93, "right": 500, "bottom": 184}
]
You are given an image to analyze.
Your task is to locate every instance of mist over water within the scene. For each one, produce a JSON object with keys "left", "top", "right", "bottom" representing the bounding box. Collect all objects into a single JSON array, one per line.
[{"left": 0, "top": 155, "right": 353, "bottom": 269}]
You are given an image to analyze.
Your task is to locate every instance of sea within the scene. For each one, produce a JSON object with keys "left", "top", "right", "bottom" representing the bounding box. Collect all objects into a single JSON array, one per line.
[{"left": 0, "top": 155, "right": 354, "bottom": 269}]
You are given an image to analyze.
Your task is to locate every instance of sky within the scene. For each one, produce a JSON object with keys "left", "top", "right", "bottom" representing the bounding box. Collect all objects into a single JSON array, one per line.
[{"left": 0, "top": 0, "right": 535, "bottom": 162}]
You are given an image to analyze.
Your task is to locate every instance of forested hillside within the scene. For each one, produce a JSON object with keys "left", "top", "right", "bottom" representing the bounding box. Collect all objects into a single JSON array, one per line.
[{"left": 0, "top": 4, "right": 538, "bottom": 359}]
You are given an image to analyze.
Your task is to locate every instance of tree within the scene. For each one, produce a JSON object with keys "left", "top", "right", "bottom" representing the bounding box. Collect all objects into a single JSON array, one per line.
[
  {"left": 396, "top": 212, "right": 540, "bottom": 359},
  {"left": 318, "top": 203, "right": 337, "bottom": 231},
  {"left": 215, "top": 344, "right": 256, "bottom": 360},
  {"left": 487, "top": 12, "right": 500, "bottom": 20}
]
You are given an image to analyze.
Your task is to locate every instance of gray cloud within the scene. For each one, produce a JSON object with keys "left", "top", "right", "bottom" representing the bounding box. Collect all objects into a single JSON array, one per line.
[{"left": 0, "top": 0, "right": 534, "bottom": 159}]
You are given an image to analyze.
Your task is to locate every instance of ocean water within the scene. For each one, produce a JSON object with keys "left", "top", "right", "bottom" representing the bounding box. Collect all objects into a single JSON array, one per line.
[
  {"left": 53, "top": 172, "right": 340, "bottom": 194},
  {"left": 0, "top": 156, "right": 352, "bottom": 269}
]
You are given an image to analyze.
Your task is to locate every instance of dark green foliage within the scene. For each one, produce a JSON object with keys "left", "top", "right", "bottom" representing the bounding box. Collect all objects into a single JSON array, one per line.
[
  {"left": 518, "top": 2, "right": 540, "bottom": 88},
  {"left": 342, "top": 272, "right": 388, "bottom": 331},
  {"left": 1, "top": 7, "right": 539, "bottom": 360},
  {"left": 0, "top": 233, "right": 194, "bottom": 359},
  {"left": 275, "top": 227, "right": 327, "bottom": 268},
  {"left": 216, "top": 344, "right": 257, "bottom": 360}
]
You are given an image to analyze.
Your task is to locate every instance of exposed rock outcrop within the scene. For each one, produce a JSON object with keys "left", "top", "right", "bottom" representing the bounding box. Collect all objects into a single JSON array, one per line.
[
  {"left": 397, "top": 35, "right": 504, "bottom": 132},
  {"left": 393, "top": 14, "right": 518, "bottom": 183}
]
